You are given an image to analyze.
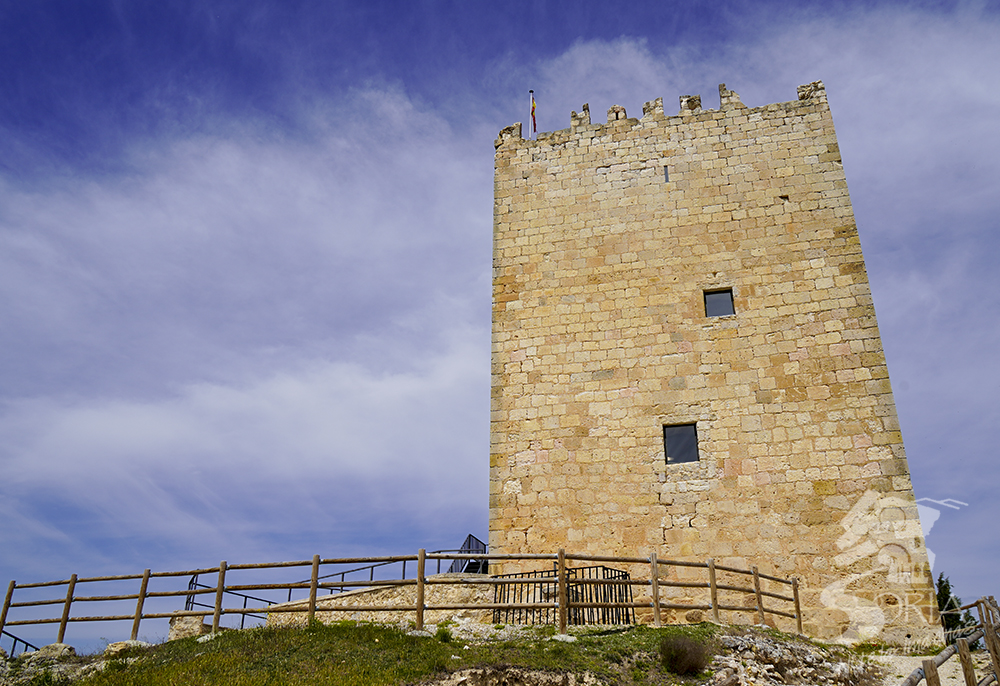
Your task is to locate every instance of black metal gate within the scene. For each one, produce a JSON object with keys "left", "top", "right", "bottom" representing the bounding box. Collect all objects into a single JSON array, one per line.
[{"left": 492, "top": 565, "right": 633, "bottom": 625}]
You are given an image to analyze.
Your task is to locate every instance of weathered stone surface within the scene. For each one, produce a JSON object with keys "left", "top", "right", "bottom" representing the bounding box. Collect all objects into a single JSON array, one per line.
[
  {"left": 0, "top": 643, "right": 80, "bottom": 685},
  {"left": 168, "top": 614, "right": 211, "bottom": 641},
  {"left": 490, "top": 81, "right": 940, "bottom": 644},
  {"left": 266, "top": 573, "right": 494, "bottom": 628},
  {"left": 103, "top": 640, "right": 150, "bottom": 657},
  {"left": 710, "top": 632, "right": 875, "bottom": 686},
  {"left": 29, "top": 643, "right": 75, "bottom": 659}
]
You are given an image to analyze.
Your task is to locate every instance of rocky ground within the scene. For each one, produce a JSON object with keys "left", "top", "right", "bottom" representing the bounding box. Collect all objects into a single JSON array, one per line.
[
  {"left": 0, "top": 640, "right": 150, "bottom": 685},
  {"left": 415, "top": 619, "right": 880, "bottom": 686},
  {"left": 1, "top": 623, "right": 992, "bottom": 686}
]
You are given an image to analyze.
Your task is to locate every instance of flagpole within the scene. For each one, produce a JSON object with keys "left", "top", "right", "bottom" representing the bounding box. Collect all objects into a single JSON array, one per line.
[{"left": 529, "top": 90, "right": 534, "bottom": 140}]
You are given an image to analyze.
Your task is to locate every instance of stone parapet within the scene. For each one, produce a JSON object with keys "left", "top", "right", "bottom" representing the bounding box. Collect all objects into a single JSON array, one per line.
[
  {"left": 489, "top": 82, "right": 941, "bottom": 644},
  {"left": 266, "top": 573, "right": 494, "bottom": 628}
]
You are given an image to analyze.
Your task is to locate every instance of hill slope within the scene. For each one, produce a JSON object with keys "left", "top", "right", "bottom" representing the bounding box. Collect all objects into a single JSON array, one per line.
[{"left": 1, "top": 621, "right": 888, "bottom": 686}]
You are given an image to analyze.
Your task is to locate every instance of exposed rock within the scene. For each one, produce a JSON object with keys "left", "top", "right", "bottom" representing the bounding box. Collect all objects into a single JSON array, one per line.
[
  {"left": 709, "top": 632, "right": 876, "bottom": 686},
  {"left": 168, "top": 613, "right": 212, "bottom": 640},
  {"left": 103, "top": 640, "right": 150, "bottom": 657},
  {"left": 1, "top": 642, "right": 81, "bottom": 685},
  {"left": 29, "top": 643, "right": 75, "bottom": 659},
  {"left": 427, "top": 667, "right": 602, "bottom": 685}
]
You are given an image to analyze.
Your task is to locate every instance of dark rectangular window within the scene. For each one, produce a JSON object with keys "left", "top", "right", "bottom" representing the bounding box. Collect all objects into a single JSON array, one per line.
[
  {"left": 663, "top": 424, "right": 699, "bottom": 464},
  {"left": 704, "top": 289, "right": 735, "bottom": 317},
  {"left": 663, "top": 166, "right": 670, "bottom": 182}
]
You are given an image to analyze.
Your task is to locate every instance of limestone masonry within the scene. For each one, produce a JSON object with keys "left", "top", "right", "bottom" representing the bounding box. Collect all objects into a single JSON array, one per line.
[{"left": 489, "top": 82, "right": 941, "bottom": 643}]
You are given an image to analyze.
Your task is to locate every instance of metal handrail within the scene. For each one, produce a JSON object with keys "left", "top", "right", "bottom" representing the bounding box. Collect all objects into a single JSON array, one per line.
[
  {"left": 181, "top": 535, "right": 488, "bottom": 625},
  {"left": 1, "top": 628, "right": 40, "bottom": 657},
  {"left": 184, "top": 578, "right": 274, "bottom": 630}
]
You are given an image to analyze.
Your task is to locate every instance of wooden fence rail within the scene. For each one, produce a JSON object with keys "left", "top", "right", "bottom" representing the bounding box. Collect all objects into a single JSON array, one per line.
[
  {"left": 898, "top": 596, "right": 1000, "bottom": 686},
  {"left": 1, "top": 549, "right": 801, "bottom": 653}
]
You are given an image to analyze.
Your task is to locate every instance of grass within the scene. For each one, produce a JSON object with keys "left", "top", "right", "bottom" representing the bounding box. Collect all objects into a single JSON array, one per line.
[
  {"left": 72, "top": 621, "right": 723, "bottom": 686},
  {"left": 851, "top": 638, "right": 947, "bottom": 657}
]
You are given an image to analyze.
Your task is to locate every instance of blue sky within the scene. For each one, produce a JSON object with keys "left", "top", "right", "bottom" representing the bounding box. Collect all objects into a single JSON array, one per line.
[{"left": 2, "top": 0, "right": 998, "bottom": 638}]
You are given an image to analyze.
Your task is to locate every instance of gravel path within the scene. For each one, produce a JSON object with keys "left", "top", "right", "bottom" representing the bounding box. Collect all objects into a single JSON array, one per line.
[{"left": 873, "top": 652, "right": 993, "bottom": 686}]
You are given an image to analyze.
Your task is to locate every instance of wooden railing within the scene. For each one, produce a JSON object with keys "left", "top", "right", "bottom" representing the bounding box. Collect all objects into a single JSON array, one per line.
[
  {"left": 1, "top": 549, "right": 801, "bottom": 651},
  {"left": 899, "top": 596, "right": 1000, "bottom": 686}
]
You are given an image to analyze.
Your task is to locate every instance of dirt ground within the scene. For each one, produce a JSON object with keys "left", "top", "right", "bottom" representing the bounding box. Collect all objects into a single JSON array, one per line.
[{"left": 873, "top": 652, "right": 994, "bottom": 686}]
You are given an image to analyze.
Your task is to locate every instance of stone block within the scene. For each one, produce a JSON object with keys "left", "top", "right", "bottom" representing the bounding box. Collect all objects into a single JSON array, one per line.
[{"left": 489, "top": 82, "right": 938, "bottom": 644}]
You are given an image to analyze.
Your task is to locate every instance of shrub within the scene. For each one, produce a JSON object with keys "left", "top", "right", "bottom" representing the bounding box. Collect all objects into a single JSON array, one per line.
[
  {"left": 659, "top": 635, "right": 711, "bottom": 675},
  {"left": 434, "top": 626, "right": 453, "bottom": 643}
]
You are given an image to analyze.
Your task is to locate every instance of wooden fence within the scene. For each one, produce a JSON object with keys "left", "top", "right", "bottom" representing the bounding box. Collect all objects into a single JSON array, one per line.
[
  {"left": 1, "top": 549, "right": 801, "bottom": 652},
  {"left": 899, "top": 596, "right": 1000, "bottom": 686}
]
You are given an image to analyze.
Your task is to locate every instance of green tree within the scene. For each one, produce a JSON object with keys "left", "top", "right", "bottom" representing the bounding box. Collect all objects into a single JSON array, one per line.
[{"left": 935, "top": 572, "right": 978, "bottom": 645}]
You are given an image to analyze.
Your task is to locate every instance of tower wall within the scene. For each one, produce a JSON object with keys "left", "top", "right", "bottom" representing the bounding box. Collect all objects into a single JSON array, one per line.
[{"left": 489, "top": 82, "right": 941, "bottom": 643}]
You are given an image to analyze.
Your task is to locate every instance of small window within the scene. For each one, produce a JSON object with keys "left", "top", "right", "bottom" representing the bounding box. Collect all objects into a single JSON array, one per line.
[
  {"left": 663, "top": 166, "right": 670, "bottom": 182},
  {"left": 663, "top": 424, "right": 699, "bottom": 464},
  {"left": 704, "top": 289, "right": 734, "bottom": 317}
]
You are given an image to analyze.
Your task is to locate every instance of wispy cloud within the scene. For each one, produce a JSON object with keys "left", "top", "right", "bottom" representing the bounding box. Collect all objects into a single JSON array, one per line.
[
  {"left": 0, "top": 86, "right": 491, "bottom": 575},
  {"left": 1, "top": 2, "right": 996, "bottom": 607}
]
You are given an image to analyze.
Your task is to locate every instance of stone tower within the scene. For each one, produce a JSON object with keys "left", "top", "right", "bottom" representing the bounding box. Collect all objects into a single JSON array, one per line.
[{"left": 490, "top": 82, "right": 941, "bottom": 643}]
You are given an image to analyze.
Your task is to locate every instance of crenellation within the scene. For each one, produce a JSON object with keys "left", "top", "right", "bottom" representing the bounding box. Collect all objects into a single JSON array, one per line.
[{"left": 490, "top": 81, "right": 940, "bottom": 643}]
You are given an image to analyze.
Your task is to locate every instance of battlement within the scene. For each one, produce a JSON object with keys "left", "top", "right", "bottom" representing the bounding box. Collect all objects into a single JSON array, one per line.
[
  {"left": 489, "top": 79, "right": 940, "bottom": 643},
  {"left": 495, "top": 81, "right": 828, "bottom": 149}
]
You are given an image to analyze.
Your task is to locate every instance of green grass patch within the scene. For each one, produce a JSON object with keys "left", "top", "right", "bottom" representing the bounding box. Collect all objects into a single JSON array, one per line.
[
  {"left": 851, "top": 638, "right": 947, "bottom": 657},
  {"left": 73, "top": 621, "right": 726, "bottom": 686}
]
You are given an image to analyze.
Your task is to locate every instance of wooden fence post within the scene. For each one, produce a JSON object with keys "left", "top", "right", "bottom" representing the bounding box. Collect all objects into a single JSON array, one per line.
[
  {"left": 650, "top": 553, "right": 661, "bottom": 627},
  {"left": 557, "top": 549, "right": 568, "bottom": 635},
  {"left": 792, "top": 578, "right": 802, "bottom": 635},
  {"left": 0, "top": 580, "right": 14, "bottom": 638},
  {"left": 752, "top": 566, "right": 765, "bottom": 625},
  {"left": 130, "top": 569, "right": 151, "bottom": 641},
  {"left": 956, "top": 638, "right": 977, "bottom": 686},
  {"left": 307, "top": 555, "right": 320, "bottom": 624},
  {"left": 922, "top": 659, "right": 942, "bottom": 686},
  {"left": 708, "top": 559, "right": 719, "bottom": 623},
  {"left": 979, "top": 599, "right": 1000, "bottom": 682},
  {"left": 212, "top": 562, "right": 227, "bottom": 633},
  {"left": 57, "top": 574, "right": 77, "bottom": 644},
  {"left": 415, "top": 549, "right": 426, "bottom": 631}
]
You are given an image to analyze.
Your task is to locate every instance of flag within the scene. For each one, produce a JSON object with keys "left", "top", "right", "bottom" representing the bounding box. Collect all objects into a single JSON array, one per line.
[{"left": 530, "top": 91, "right": 536, "bottom": 137}]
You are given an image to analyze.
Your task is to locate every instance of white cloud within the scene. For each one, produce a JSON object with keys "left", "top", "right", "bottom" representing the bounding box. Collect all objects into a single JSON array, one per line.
[
  {"left": 0, "top": 85, "right": 492, "bottom": 577},
  {"left": 0, "top": 85, "right": 492, "bottom": 394},
  {"left": 2, "top": 3, "right": 997, "bottom": 603},
  {"left": 0, "top": 324, "right": 487, "bottom": 566}
]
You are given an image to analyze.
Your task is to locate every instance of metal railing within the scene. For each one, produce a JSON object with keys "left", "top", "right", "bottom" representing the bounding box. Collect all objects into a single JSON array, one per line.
[
  {"left": 447, "top": 534, "right": 488, "bottom": 574},
  {"left": 898, "top": 596, "right": 1000, "bottom": 686},
  {"left": 183, "top": 535, "right": 489, "bottom": 616},
  {"left": 1, "top": 627, "right": 39, "bottom": 658},
  {"left": 1, "top": 548, "right": 802, "bottom": 650},
  {"left": 493, "top": 564, "right": 634, "bottom": 626},
  {"left": 183, "top": 578, "right": 273, "bottom": 630}
]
